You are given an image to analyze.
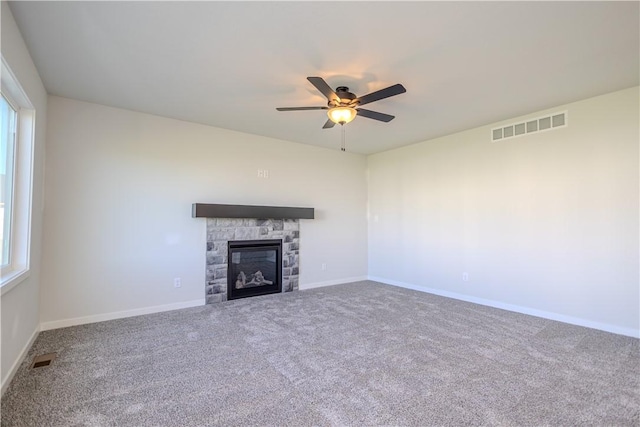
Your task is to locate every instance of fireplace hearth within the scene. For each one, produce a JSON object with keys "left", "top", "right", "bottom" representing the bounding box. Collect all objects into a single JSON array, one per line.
[{"left": 228, "top": 239, "right": 282, "bottom": 300}]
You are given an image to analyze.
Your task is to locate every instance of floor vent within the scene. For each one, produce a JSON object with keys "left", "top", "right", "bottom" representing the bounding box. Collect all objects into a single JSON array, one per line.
[
  {"left": 492, "top": 111, "right": 567, "bottom": 142},
  {"left": 31, "top": 353, "right": 56, "bottom": 369}
]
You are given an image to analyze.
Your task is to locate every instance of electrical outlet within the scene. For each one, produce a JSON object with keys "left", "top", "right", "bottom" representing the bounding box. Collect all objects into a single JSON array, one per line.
[
  {"left": 263, "top": 169, "right": 269, "bottom": 178},
  {"left": 174, "top": 277, "right": 182, "bottom": 288},
  {"left": 321, "top": 263, "right": 327, "bottom": 271},
  {"left": 462, "top": 272, "right": 469, "bottom": 282}
]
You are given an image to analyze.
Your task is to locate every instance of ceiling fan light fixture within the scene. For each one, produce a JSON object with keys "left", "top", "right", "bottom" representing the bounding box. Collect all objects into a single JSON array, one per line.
[{"left": 327, "top": 107, "right": 357, "bottom": 125}]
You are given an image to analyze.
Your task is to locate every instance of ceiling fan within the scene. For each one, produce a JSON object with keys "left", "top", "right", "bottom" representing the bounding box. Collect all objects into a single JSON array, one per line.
[{"left": 276, "top": 76, "right": 406, "bottom": 129}]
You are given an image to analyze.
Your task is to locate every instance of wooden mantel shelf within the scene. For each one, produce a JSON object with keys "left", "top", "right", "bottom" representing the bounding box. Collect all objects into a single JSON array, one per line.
[{"left": 192, "top": 203, "right": 314, "bottom": 220}]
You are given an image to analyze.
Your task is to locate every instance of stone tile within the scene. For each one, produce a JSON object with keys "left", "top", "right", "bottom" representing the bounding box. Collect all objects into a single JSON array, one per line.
[
  {"left": 217, "top": 218, "right": 244, "bottom": 227},
  {"left": 283, "top": 219, "right": 299, "bottom": 230},
  {"left": 284, "top": 243, "right": 298, "bottom": 252},
  {"left": 213, "top": 241, "right": 228, "bottom": 253},
  {"left": 272, "top": 220, "right": 283, "bottom": 231},
  {"left": 205, "top": 267, "right": 215, "bottom": 281},
  {"left": 208, "top": 228, "right": 235, "bottom": 241},
  {"left": 235, "top": 227, "right": 260, "bottom": 240},
  {"left": 206, "top": 253, "right": 225, "bottom": 265},
  {"left": 284, "top": 255, "right": 296, "bottom": 267},
  {"left": 213, "top": 267, "right": 227, "bottom": 279}
]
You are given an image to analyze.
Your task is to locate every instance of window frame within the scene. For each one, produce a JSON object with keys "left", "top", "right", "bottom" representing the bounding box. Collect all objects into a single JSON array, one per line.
[{"left": 0, "top": 57, "right": 35, "bottom": 295}]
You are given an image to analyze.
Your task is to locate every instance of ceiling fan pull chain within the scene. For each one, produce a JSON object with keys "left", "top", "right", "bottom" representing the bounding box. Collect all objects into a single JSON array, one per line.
[{"left": 341, "top": 125, "right": 346, "bottom": 152}]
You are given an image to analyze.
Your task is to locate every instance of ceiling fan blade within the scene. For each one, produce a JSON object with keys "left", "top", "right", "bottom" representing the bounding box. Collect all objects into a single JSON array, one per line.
[
  {"left": 355, "top": 83, "right": 406, "bottom": 107},
  {"left": 307, "top": 77, "right": 339, "bottom": 103},
  {"left": 356, "top": 108, "right": 395, "bottom": 122},
  {"left": 276, "top": 106, "right": 328, "bottom": 111},
  {"left": 322, "top": 119, "right": 336, "bottom": 129}
]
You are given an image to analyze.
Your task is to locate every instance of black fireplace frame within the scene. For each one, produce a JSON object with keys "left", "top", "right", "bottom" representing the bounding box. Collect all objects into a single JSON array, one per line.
[{"left": 227, "top": 239, "right": 282, "bottom": 300}]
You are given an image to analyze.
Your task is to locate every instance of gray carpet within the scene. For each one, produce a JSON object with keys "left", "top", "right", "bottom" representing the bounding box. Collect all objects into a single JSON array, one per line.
[{"left": 2, "top": 281, "right": 639, "bottom": 426}]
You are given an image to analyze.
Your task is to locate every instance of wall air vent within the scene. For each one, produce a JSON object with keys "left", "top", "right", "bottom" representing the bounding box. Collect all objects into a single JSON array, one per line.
[{"left": 492, "top": 111, "right": 567, "bottom": 142}]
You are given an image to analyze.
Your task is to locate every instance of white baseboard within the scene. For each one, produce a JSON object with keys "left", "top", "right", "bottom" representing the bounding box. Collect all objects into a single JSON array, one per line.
[
  {"left": 300, "top": 276, "right": 369, "bottom": 290},
  {"left": 369, "top": 276, "right": 640, "bottom": 339},
  {"left": 1, "top": 325, "right": 39, "bottom": 397},
  {"left": 40, "top": 299, "right": 206, "bottom": 331}
]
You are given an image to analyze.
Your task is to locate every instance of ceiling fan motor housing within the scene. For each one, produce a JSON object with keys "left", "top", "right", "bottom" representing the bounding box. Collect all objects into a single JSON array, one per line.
[{"left": 333, "top": 87, "right": 357, "bottom": 106}]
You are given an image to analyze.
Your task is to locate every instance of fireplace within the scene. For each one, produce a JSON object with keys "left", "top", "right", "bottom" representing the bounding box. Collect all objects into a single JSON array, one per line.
[
  {"left": 228, "top": 239, "right": 282, "bottom": 300},
  {"left": 202, "top": 218, "right": 300, "bottom": 304},
  {"left": 194, "top": 203, "right": 314, "bottom": 304}
]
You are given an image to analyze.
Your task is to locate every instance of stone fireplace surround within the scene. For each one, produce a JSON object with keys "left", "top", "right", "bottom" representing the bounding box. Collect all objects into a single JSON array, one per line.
[
  {"left": 193, "top": 204, "right": 314, "bottom": 304},
  {"left": 206, "top": 218, "right": 299, "bottom": 304}
]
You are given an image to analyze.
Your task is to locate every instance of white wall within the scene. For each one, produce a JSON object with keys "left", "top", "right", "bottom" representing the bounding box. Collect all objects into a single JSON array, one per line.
[
  {"left": 368, "top": 87, "right": 639, "bottom": 337},
  {"left": 41, "top": 96, "right": 368, "bottom": 327},
  {"left": 0, "top": 1, "right": 48, "bottom": 391}
]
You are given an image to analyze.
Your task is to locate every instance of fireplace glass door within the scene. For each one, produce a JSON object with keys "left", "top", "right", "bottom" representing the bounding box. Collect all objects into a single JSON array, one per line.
[{"left": 228, "top": 239, "right": 282, "bottom": 300}]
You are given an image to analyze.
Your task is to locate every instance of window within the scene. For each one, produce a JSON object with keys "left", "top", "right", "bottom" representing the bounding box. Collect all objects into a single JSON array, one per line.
[
  {"left": 1, "top": 94, "right": 17, "bottom": 267},
  {"left": 1, "top": 57, "right": 35, "bottom": 294}
]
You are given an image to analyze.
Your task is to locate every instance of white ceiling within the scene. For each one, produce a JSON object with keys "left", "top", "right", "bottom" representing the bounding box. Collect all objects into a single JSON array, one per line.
[{"left": 8, "top": 1, "right": 639, "bottom": 154}]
